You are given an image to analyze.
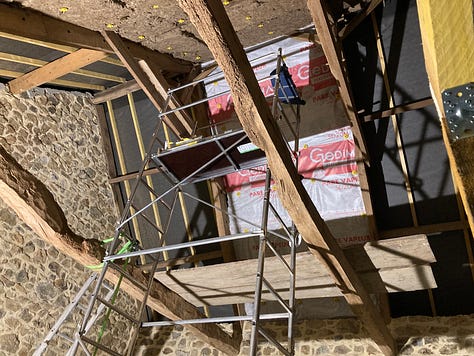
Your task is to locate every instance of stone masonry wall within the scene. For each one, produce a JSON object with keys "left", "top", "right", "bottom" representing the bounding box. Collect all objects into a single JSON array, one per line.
[
  {"left": 0, "top": 84, "right": 124, "bottom": 355},
  {"left": 136, "top": 315, "right": 474, "bottom": 355}
]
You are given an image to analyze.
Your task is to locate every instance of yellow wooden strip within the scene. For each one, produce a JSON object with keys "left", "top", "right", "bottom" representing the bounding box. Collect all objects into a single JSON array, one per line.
[
  {"left": 0, "top": 30, "right": 124, "bottom": 67},
  {"left": 8, "top": 49, "right": 107, "bottom": 94},
  {"left": 0, "top": 51, "right": 125, "bottom": 83},
  {"left": 0, "top": 68, "right": 104, "bottom": 91}
]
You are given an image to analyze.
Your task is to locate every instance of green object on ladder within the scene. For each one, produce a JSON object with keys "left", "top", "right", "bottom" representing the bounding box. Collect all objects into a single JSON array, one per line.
[{"left": 91, "top": 240, "right": 133, "bottom": 356}]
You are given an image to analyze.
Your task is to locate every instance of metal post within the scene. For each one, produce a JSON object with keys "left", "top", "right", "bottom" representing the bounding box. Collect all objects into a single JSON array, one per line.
[{"left": 250, "top": 168, "right": 272, "bottom": 355}]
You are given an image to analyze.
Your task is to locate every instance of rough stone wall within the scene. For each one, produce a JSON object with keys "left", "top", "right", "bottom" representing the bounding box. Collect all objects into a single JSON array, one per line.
[
  {"left": 0, "top": 85, "right": 122, "bottom": 355},
  {"left": 136, "top": 315, "right": 474, "bottom": 355}
]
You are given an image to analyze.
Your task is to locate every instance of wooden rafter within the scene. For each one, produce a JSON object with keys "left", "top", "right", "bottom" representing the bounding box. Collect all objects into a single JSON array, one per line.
[
  {"left": 176, "top": 1, "right": 396, "bottom": 355},
  {"left": 0, "top": 145, "right": 239, "bottom": 355},
  {"left": 0, "top": 51, "right": 125, "bottom": 83},
  {"left": 417, "top": 0, "right": 474, "bottom": 236},
  {"left": 0, "top": 68, "right": 104, "bottom": 91},
  {"left": 338, "top": 0, "right": 383, "bottom": 40},
  {"left": 102, "top": 31, "right": 195, "bottom": 138},
  {"left": 307, "top": 0, "right": 368, "bottom": 161},
  {"left": 8, "top": 48, "right": 107, "bottom": 94},
  {"left": 92, "top": 80, "right": 141, "bottom": 104},
  {"left": 0, "top": 3, "right": 192, "bottom": 75}
]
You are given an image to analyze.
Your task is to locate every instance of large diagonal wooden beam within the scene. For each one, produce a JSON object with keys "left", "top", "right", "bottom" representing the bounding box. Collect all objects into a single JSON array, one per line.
[
  {"left": 0, "top": 3, "right": 192, "bottom": 75},
  {"left": 417, "top": 0, "right": 474, "bottom": 235},
  {"left": 102, "top": 31, "right": 195, "bottom": 138},
  {"left": 307, "top": 0, "right": 369, "bottom": 161},
  {"left": 176, "top": 1, "right": 396, "bottom": 355},
  {"left": 0, "top": 146, "right": 239, "bottom": 355},
  {"left": 8, "top": 49, "right": 107, "bottom": 94}
]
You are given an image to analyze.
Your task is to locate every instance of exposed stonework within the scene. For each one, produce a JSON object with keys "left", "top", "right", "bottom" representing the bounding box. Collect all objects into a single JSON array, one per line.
[
  {"left": 135, "top": 315, "right": 474, "bottom": 355},
  {"left": 0, "top": 84, "right": 121, "bottom": 355}
]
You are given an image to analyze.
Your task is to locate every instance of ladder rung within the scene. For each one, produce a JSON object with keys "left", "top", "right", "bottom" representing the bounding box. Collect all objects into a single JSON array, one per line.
[
  {"left": 96, "top": 296, "right": 141, "bottom": 325},
  {"left": 57, "top": 333, "right": 74, "bottom": 343},
  {"left": 80, "top": 335, "right": 122, "bottom": 356},
  {"left": 107, "top": 262, "right": 148, "bottom": 291}
]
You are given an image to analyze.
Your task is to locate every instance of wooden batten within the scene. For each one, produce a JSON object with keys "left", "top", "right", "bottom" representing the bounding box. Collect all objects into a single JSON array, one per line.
[
  {"left": 8, "top": 48, "right": 107, "bottom": 94},
  {"left": 0, "top": 3, "right": 192, "bottom": 75}
]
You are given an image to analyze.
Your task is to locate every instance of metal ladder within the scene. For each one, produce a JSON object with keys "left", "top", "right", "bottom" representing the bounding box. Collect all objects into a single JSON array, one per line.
[{"left": 34, "top": 273, "right": 115, "bottom": 356}]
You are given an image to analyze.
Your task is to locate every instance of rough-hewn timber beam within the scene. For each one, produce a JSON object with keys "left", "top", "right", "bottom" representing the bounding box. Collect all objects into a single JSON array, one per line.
[
  {"left": 0, "top": 146, "right": 239, "bottom": 355},
  {"left": 176, "top": 1, "right": 396, "bottom": 355},
  {"left": 417, "top": 0, "right": 474, "bottom": 235},
  {"left": 102, "top": 31, "right": 195, "bottom": 138},
  {"left": 8, "top": 49, "right": 107, "bottom": 94},
  {"left": 0, "top": 3, "right": 192, "bottom": 75},
  {"left": 307, "top": 0, "right": 368, "bottom": 160}
]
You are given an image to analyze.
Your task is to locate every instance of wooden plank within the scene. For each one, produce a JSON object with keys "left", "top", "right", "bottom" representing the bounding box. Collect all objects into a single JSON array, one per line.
[
  {"left": 362, "top": 97, "right": 434, "bottom": 122},
  {"left": 155, "top": 237, "right": 437, "bottom": 307},
  {"left": 0, "top": 51, "right": 126, "bottom": 83},
  {"left": 8, "top": 49, "right": 107, "bottom": 94},
  {"left": 0, "top": 68, "right": 104, "bottom": 91},
  {"left": 0, "top": 145, "right": 239, "bottom": 355},
  {"left": 92, "top": 80, "right": 141, "bottom": 104},
  {"left": 176, "top": 1, "right": 396, "bottom": 354},
  {"left": 344, "top": 234, "right": 435, "bottom": 271},
  {"left": 0, "top": 3, "right": 191, "bottom": 75},
  {"left": 380, "top": 220, "right": 466, "bottom": 239},
  {"left": 156, "top": 264, "right": 436, "bottom": 307},
  {"left": 417, "top": 0, "right": 474, "bottom": 236},
  {"left": 101, "top": 31, "right": 194, "bottom": 138},
  {"left": 339, "top": 0, "right": 384, "bottom": 40}
]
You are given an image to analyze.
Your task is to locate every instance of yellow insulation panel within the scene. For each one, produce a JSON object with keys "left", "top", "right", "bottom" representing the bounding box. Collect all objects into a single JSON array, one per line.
[{"left": 417, "top": 0, "right": 474, "bottom": 100}]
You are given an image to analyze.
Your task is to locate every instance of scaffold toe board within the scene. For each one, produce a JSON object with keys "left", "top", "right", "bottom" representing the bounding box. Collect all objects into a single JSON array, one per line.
[{"left": 151, "top": 129, "right": 266, "bottom": 184}]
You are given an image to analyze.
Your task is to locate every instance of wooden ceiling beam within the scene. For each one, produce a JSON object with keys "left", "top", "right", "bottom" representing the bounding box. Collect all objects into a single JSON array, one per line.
[
  {"left": 176, "top": 1, "right": 395, "bottom": 355},
  {"left": 0, "top": 3, "right": 192, "bottom": 75},
  {"left": 8, "top": 48, "right": 107, "bottom": 94},
  {"left": 417, "top": 0, "right": 474, "bottom": 235},
  {"left": 102, "top": 31, "right": 195, "bottom": 138},
  {"left": 0, "top": 145, "right": 239, "bottom": 355}
]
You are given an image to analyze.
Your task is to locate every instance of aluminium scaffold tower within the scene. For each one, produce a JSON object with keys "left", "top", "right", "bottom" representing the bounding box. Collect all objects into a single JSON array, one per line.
[{"left": 36, "top": 49, "right": 305, "bottom": 356}]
